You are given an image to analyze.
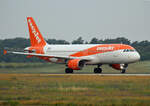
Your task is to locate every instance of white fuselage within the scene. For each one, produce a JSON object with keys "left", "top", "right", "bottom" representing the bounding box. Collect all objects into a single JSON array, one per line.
[{"left": 43, "top": 44, "right": 140, "bottom": 65}]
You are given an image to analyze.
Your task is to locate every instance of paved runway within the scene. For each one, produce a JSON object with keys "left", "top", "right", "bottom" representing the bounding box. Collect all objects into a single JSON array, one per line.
[
  {"left": 98, "top": 74, "right": 150, "bottom": 76},
  {"left": 44, "top": 74, "right": 150, "bottom": 76}
]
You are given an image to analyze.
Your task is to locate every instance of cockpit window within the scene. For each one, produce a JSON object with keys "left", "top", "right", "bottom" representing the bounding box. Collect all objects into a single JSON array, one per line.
[{"left": 123, "top": 49, "right": 136, "bottom": 52}]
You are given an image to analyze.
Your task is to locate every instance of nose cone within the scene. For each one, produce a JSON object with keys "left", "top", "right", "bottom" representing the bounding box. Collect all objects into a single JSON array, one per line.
[
  {"left": 133, "top": 52, "right": 141, "bottom": 62},
  {"left": 127, "top": 52, "right": 140, "bottom": 63},
  {"left": 136, "top": 52, "right": 140, "bottom": 61}
]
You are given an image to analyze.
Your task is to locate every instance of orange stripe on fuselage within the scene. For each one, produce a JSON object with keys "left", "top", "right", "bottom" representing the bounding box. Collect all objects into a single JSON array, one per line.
[{"left": 70, "top": 44, "right": 134, "bottom": 57}]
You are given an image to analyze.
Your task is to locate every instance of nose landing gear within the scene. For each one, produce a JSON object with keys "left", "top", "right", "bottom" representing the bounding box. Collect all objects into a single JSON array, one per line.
[
  {"left": 121, "top": 64, "right": 128, "bottom": 74},
  {"left": 121, "top": 69, "right": 126, "bottom": 73}
]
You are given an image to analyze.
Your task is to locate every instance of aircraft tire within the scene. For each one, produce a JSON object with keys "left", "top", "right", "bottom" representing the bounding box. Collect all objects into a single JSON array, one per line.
[
  {"left": 94, "top": 68, "right": 102, "bottom": 73},
  {"left": 98, "top": 68, "right": 102, "bottom": 73},
  {"left": 65, "top": 68, "right": 73, "bottom": 73},
  {"left": 121, "top": 69, "right": 126, "bottom": 73}
]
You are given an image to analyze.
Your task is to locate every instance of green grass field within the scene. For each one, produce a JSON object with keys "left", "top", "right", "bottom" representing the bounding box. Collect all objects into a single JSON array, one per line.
[
  {"left": 0, "top": 61, "right": 149, "bottom": 74},
  {"left": 0, "top": 61, "right": 150, "bottom": 105},
  {"left": 0, "top": 74, "right": 150, "bottom": 105}
]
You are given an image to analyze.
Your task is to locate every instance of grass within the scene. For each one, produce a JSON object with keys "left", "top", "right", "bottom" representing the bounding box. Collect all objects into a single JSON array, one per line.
[
  {"left": 0, "top": 61, "right": 150, "bottom": 105},
  {"left": 0, "top": 74, "right": 150, "bottom": 105},
  {"left": 0, "top": 61, "right": 149, "bottom": 74}
]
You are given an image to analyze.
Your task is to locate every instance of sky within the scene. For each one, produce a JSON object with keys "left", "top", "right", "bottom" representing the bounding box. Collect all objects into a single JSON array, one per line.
[{"left": 0, "top": 0, "right": 149, "bottom": 41}]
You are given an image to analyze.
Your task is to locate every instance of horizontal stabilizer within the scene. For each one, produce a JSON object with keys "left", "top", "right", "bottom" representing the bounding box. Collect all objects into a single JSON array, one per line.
[{"left": 3, "top": 50, "right": 7, "bottom": 55}]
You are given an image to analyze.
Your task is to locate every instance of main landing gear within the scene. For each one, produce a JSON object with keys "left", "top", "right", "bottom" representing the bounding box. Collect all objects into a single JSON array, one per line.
[
  {"left": 65, "top": 68, "right": 73, "bottom": 73},
  {"left": 94, "top": 64, "right": 102, "bottom": 74}
]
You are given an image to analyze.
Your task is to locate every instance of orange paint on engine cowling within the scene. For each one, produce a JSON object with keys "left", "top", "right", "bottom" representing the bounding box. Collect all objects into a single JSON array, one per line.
[
  {"left": 111, "top": 64, "right": 121, "bottom": 70},
  {"left": 68, "top": 59, "right": 83, "bottom": 70}
]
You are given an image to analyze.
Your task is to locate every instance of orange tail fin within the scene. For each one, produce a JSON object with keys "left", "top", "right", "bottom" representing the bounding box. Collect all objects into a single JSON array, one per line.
[{"left": 27, "top": 17, "right": 47, "bottom": 47}]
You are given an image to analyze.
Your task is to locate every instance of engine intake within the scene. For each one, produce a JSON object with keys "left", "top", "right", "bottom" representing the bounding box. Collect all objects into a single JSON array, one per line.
[
  {"left": 110, "top": 64, "right": 128, "bottom": 70},
  {"left": 67, "top": 59, "right": 85, "bottom": 70}
]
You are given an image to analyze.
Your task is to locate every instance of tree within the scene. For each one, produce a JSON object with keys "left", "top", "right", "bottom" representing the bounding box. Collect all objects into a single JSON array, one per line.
[
  {"left": 90, "top": 37, "right": 99, "bottom": 44},
  {"left": 103, "top": 37, "right": 130, "bottom": 44},
  {"left": 72, "top": 37, "right": 84, "bottom": 44}
]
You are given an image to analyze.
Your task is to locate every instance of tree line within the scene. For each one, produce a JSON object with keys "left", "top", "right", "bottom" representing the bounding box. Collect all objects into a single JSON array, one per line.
[{"left": 0, "top": 37, "right": 150, "bottom": 62}]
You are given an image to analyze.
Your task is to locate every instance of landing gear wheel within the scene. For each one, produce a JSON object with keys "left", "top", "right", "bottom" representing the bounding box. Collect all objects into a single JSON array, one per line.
[
  {"left": 121, "top": 69, "right": 126, "bottom": 73},
  {"left": 65, "top": 68, "right": 73, "bottom": 73},
  {"left": 94, "top": 68, "right": 102, "bottom": 73},
  {"left": 94, "top": 68, "right": 97, "bottom": 73}
]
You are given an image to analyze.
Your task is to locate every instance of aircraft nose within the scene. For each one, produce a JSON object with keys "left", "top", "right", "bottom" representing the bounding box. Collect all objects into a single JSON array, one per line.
[
  {"left": 128, "top": 52, "right": 140, "bottom": 62},
  {"left": 134, "top": 52, "right": 141, "bottom": 61}
]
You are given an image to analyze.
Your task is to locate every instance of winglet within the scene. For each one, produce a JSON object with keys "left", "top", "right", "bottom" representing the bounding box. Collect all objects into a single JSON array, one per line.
[{"left": 3, "top": 50, "right": 7, "bottom": 55}]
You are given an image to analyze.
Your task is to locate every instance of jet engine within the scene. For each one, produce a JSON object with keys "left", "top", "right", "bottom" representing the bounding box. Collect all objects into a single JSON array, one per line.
[
  {"left": 110, "top": 64, "right": 128, "bottom": 70},
  {"left": 67, "top": 59, "right": 85, "bottom": 70}
]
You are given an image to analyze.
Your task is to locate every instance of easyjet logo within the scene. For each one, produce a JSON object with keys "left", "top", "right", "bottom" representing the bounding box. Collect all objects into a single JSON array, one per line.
[
  {"left": 97, "top": 46, "right": 114, "bottom": 51},
  {"left": 28, "top": 19, "right": 41, "bottom": 43}
]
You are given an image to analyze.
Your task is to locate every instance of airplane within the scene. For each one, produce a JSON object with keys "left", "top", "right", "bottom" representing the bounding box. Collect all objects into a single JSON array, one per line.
[{"left": 4, "top": 17, "right": 141, "bottom": 74}]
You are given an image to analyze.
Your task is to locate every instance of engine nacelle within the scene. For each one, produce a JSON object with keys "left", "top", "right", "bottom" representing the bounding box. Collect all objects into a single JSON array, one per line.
[
  {"left": 67, "top": 59, "right": 85, "bottom": 70},
  {"left": 110, "top": 64, "right": 128, "bottom": 70}
]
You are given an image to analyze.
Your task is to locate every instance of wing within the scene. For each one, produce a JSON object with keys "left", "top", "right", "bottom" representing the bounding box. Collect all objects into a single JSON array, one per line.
[
  {"left": 13, "top": 52, "right": 77, "bottom": 60},
  {"left": 4, "top": 50, "right": 93, "bottom": 61}
]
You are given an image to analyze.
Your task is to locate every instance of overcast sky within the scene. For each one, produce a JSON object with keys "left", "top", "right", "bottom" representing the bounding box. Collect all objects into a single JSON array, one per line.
[{"left": 0, "top": 0, "right": 149, "bottom": 41}]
